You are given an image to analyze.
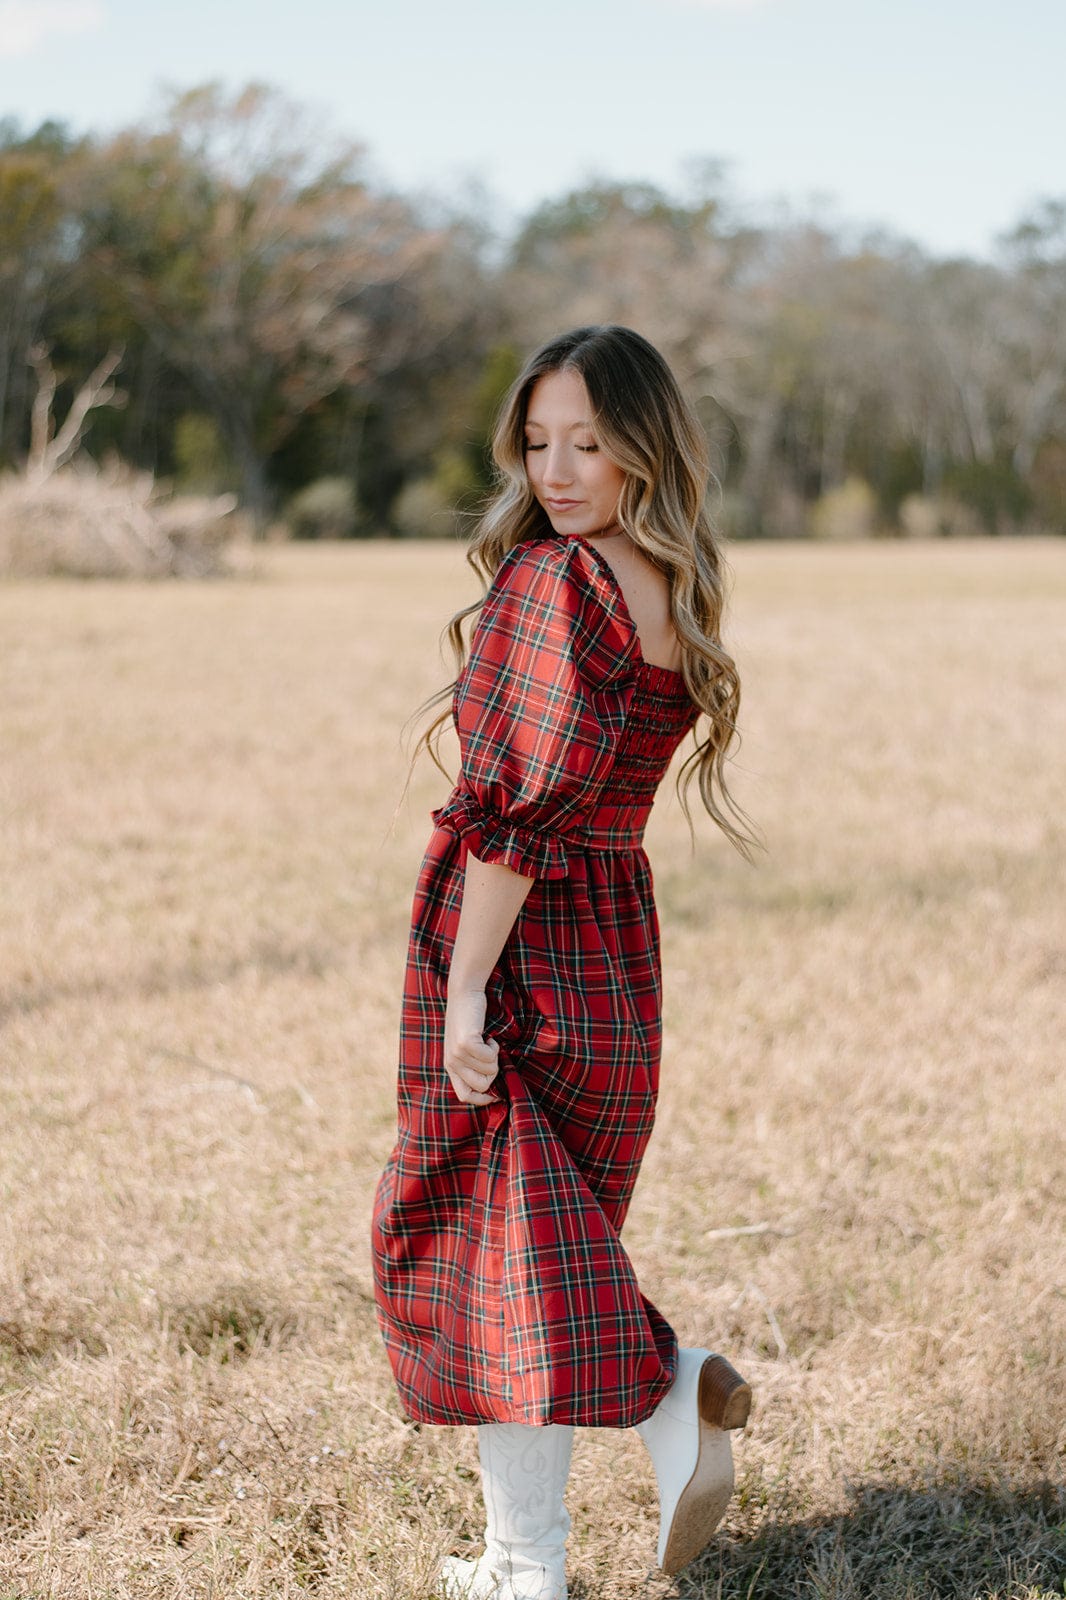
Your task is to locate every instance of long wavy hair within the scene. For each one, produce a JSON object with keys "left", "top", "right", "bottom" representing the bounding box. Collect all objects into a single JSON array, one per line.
[{"left": 407, "top": 324, "right": 759, "bottom": 861}]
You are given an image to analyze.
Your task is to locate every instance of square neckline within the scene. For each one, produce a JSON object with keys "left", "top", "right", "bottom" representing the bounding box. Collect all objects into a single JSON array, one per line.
[{"left": 556, "top": 532, "right": 689, "bottom": 690}]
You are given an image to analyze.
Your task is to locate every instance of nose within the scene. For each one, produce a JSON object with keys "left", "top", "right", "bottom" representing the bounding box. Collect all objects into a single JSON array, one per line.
[{"left": 542, "top": 444, "right": 573, "bottom": 488}]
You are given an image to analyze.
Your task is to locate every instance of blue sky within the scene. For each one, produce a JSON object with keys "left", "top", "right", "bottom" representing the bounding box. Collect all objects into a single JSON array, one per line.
[{"left": 2, "top": 0, "right": 1063, "bottom": 258}]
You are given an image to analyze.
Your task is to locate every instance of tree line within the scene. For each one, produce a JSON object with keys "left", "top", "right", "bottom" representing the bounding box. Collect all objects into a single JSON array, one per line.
[{"left": 2, "top": 82, "right": 1064, "bottom": 539}]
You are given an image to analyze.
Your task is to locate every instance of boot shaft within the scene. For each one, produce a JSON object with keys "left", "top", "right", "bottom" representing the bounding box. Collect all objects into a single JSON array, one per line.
[{"left": 478, "top": 1421, "right": 574, "bottom": 1562}]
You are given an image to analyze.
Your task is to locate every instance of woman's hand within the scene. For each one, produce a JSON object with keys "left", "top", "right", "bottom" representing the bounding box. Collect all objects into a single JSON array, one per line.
[{"left": 444, "top": 986, "right": 501, "bottom": 1106}]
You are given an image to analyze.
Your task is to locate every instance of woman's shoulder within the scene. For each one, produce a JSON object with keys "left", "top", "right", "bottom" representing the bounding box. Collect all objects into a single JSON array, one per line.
[
  {"left": 484, "top": 535, "right": 638, "bottom": 679},
  {"left": 494, "top": 533, "right": 574, "bottom": 581},
  {"left": 493, "top": 534, "right": 623, "bottom": 610}
]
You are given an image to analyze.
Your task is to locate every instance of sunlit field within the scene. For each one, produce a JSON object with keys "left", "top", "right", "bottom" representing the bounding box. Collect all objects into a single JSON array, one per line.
[{"left": 2, "top": 537, "right": 1064, "bottom": 1600}]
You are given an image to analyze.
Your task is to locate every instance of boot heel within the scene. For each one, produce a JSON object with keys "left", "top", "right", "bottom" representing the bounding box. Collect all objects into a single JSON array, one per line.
[{"left": 698, "top": 1354, "right": 751, "bottom": 1431}]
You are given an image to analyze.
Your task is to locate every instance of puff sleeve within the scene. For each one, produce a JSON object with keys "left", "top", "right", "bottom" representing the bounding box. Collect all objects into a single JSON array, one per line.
[{"left": 431, "top": 539, "right": 638, "bottom": 881}]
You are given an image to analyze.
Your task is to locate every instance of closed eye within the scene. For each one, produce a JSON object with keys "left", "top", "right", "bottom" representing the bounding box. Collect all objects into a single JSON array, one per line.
[{"left": 522, "top": 440, "right": 598, "bottom": 453}]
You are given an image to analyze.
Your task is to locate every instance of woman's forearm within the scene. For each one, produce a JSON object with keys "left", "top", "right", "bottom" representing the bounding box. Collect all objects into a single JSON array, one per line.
[{"left": 447, "top": 849, "right": 535, "bottom": 994}]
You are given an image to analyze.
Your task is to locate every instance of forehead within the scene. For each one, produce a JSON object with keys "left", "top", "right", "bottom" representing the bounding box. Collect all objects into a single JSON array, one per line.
[{"left": 525, "top": 367, "right": 593, "bottom": 426}]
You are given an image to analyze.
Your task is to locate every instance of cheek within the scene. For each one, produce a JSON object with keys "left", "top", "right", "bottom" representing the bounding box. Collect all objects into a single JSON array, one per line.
[{"left": 589, "top": 459, "right": 625, "bottom": 503}]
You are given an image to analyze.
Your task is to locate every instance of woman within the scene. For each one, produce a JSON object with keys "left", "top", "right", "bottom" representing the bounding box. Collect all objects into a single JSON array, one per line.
[{"left": 372, "top": 325, "right": 757, "bottom": 1600}]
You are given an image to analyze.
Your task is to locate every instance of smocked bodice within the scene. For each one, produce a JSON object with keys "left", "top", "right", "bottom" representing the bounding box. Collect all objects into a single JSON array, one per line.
[{"left": 580, "top": 662, "right": 698, "bottom": 851}]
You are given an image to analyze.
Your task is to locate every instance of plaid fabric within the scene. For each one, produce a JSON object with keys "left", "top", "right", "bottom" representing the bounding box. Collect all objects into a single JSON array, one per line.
[{"left": 371, "top": 534, "right": 701, "bottom": 1427}]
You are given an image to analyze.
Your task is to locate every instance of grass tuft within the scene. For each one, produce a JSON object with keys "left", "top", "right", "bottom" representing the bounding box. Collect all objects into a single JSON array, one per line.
[{"left": 165, "top": 1288, "right": 301, "bottom": 1362}]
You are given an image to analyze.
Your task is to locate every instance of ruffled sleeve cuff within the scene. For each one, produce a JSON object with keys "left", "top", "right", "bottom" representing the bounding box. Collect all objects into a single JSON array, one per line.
[{"left": 431, "top": 790, "right": 569, "bottom": 882}]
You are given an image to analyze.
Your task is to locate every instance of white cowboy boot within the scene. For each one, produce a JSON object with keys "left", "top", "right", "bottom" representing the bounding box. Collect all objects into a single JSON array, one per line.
[
  {"left": 635, "top": 1348, "right": 751, "bottom": 1575},
  {"left": 440, "top": 1421, "right": 573, "bottom": 1600}
]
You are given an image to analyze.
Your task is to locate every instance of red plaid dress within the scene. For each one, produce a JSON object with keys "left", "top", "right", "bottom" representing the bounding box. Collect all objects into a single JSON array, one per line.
[{"left": 371, "top": 531, "right": 701, "bottom": 1427}]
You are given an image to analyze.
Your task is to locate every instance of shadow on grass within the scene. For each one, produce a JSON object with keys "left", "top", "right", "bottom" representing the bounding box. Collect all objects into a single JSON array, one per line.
[
  {"left": 622, "top": 1479, "right": 1066, "bottom": 1600},
  {"left": 0, "top": 1302, "right": 108, "bottom": 1366}
]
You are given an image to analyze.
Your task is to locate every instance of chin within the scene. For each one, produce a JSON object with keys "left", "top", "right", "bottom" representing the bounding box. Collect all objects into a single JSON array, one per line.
[{"left": 542, "top": 509, "right": 600, "bottom": 536}]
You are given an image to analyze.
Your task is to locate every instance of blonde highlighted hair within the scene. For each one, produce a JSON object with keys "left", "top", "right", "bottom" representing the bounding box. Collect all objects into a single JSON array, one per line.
[{"left": 410, "top": 324, "right": 759, "bottom": 860}]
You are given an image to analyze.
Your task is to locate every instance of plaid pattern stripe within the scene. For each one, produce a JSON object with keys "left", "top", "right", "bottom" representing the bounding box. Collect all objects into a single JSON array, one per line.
[{"left": 372, "top": 534, "right": 701, "bottom": 1427}]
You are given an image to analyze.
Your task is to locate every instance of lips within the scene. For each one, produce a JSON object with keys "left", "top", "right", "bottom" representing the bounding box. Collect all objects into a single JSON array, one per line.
[{"left": 546, "top": 499, "right": 581, "bottom": 510}]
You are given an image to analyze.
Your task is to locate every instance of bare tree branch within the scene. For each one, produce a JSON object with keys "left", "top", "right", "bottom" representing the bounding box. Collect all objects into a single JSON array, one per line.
[
  {"left": 27, "top": 343, "right": 56, "bottom": 474},
  {"left": 26, "top": 345, "right": 125, "bottom": 484}
]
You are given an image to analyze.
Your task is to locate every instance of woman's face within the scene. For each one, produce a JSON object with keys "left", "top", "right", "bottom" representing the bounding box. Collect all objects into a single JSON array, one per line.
[{"left": 523, "top": 367, "right": 626, "bottom": 536}]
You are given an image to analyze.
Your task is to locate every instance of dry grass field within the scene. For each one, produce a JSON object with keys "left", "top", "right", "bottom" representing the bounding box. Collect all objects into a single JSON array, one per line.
[{"left": 1, "top": 537, "right": 1064, "bottom": 1600}]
